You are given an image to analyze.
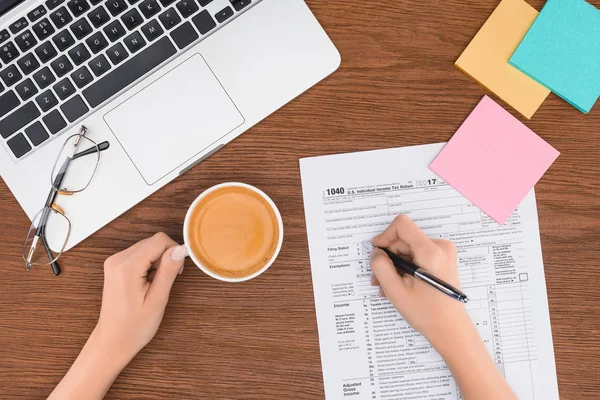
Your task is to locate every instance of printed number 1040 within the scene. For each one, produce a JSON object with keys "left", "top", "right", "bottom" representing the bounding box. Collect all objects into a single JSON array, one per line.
[{"left": 326, "top": 187, "right": 345, "bottom": 196}]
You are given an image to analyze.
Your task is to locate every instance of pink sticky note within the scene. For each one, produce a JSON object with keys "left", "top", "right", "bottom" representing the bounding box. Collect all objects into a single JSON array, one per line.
[{"left": 430, "top": 96, "right": 559, "bottom": 224}]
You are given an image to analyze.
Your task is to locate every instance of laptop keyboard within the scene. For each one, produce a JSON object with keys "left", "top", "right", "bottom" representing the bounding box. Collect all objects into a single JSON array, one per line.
[{"left": 0, "top": 0, "right": 252, "bottom": 160}]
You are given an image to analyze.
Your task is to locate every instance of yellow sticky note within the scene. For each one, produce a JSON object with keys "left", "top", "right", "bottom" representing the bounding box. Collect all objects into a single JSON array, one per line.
[{"left": 455, "top": 0, "right": 551, "bottom": 119}]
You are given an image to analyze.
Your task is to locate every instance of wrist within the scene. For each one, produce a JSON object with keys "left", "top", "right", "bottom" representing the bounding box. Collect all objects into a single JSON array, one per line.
[
  {"left": 87, "top": 326, "right": 133, "bottom": 373},
  {"left": 426, "top": 305, "right": 476, "bottom": 355}
]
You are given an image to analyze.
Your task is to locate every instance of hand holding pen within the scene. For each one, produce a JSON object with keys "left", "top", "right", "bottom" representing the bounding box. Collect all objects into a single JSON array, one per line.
[{"left": 368, "top": 215, "right": 471, "bottom": 344}]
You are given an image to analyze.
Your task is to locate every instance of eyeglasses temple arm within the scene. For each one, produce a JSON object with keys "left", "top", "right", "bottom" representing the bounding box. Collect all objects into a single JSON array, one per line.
[
  {"left": 73, "top": 141, "right": 110, "bottom": 160},
  {"left": 41, "top": 234, "right": 61, "bottom": 276}
]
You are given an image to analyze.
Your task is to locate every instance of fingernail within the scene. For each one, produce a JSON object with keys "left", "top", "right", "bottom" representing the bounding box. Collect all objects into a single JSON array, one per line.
[
  {"left": 171, "top": 245, "right": 188, "bottom": 261},
  {"left": 369, "top": 246, "right": 380, "bottom": 259}
]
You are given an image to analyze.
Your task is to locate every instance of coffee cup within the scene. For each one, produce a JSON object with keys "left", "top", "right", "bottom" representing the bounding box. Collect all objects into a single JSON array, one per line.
[{"left": 183, "top": 182, "right": 283, "bottom": 282}]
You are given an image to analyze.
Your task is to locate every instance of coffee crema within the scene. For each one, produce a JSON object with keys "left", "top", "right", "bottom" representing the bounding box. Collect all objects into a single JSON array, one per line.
[{"left": 187, "top": 185, "right": 280, "bottom": 279}]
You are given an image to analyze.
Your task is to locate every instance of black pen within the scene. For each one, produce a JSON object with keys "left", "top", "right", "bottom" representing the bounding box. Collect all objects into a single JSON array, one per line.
[{"left": 364, "top": 242, "right": 469, "bottom": 303}]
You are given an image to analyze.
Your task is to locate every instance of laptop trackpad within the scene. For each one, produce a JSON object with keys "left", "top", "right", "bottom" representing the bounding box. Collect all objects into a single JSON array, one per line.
[{"left": 104, "top": 54, "right": 244, "bottom": 185}]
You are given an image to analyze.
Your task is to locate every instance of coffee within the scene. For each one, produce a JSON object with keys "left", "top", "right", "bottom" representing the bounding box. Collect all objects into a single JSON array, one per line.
[{"left": 186, "top": 185, "right": 281, "bottom": 279}]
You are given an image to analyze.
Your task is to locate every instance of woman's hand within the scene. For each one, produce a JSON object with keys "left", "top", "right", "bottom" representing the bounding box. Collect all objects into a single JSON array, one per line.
[
  {"left": 95, "top": 232, "right": 188, "bottom": 361},
  {"left": 48, "top": 233, "right": 188, "bottom": 400},
  {"left": 369, "top": 214, "right": 469, "bottom": 346},
  {"left": 370, "top": 215, "right": 517, "bottom": 400}
]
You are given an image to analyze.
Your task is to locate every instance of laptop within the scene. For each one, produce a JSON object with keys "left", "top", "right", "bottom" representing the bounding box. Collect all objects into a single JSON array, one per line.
[{"left": 0, "top": 0, "right": 340, "bottom": 251}]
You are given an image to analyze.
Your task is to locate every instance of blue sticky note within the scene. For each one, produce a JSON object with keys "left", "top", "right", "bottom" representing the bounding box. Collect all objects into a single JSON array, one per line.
[{"left": 509, "top": 0, "right": 600, "bottom": 113}]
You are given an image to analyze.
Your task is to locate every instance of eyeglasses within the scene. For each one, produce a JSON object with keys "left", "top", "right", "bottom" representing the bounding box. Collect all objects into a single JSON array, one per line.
[{"left": 22, "top": 126, "right": 110, "bottom": 275}]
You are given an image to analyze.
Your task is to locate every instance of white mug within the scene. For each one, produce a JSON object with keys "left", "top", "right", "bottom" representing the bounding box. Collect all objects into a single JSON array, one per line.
[{"left": 183, "top": 182, "right": 284, "bottom": 282}]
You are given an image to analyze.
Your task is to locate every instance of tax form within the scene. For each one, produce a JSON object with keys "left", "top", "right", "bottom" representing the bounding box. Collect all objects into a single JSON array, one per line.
[{"left": 300, "top": 143, "right": 559, "bottom": 400}]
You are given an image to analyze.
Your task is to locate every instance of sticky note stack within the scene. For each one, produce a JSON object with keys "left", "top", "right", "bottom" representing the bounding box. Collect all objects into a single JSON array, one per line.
[
  {"left": 429, "top": 96, "right": 560, "bottom": 224},
  {"left": 455, "top": 0, "right": 551, "bottom": 119},
  {"left": 509, "top": 0, "right": 600, "bottom": 113}
]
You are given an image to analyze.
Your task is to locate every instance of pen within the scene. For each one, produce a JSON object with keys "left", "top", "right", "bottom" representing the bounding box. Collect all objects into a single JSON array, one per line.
[{"left": 365, "top": 242, "right": 468, "bottom": 303}]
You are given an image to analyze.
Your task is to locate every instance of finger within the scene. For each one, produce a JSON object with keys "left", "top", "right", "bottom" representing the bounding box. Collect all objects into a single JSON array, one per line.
[
  {"left": 146, "top": 245, "right": 187, "bottom": 308},
  {"left": 372, "top": 215, "right": 437, "bottom": 265},
  {"left": 104, "top": 236, "right": 154, "bottom": 268},
  {"left": 370, "top": 247, "right": 408, "bottom": 305},
  {"left": 126, "top": 232, "right": 178, "bottom": 276},
  {"left": 385, "top": 240, "right": 411, "bottom": 256},
  {"left": 371, "top": 273, "right": 379, "bottom": 286}
]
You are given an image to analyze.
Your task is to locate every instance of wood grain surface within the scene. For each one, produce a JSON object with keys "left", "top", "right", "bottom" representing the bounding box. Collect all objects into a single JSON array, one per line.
[{"left": 1, "top": 0, "right": 599, "bottom": 398}]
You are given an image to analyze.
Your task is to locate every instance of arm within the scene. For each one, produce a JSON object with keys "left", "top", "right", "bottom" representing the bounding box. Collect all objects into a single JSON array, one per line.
[
  {"left": 48, "top": 233, "right": 188, "bottom": 400},
  {"left": 369, "top": 215, "right": 516, "bottom": 400}
]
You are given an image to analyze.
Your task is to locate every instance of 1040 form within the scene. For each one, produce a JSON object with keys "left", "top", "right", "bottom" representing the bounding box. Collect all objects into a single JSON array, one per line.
[{"left": 300, "top": 143, "right": 559, "bottom": 400}]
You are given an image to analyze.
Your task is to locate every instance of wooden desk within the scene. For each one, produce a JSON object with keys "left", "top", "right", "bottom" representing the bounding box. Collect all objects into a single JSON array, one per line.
[{"left": 1, "top": 0, "right": 599, "bottom": 398}]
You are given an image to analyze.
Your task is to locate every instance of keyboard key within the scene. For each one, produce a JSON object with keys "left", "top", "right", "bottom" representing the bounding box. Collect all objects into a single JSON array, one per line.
[
  {"left": 28, "top": 5, "right": 48, "bottom": 22},
  {"left": 176, "top": 0, "right": 198, "bottom": 18},
  {"left": 88, "top": 54, "right": 111, "bottom": 76},
  {"left": 0, "top": 82, "right": 3, "bottom": 92},
  {"left": 33, "top": 67, "right": 56, "bottom": 88},
  {"left": 70, "top": 18, "right": 93, "bottom": 40},
  {"left": 35, "top": 41, "right": 58, "bottom": 62},
  {"left": 67, "top": 0, "right": 90, "bottom": 17},
  {"left": 71, "top": 65, "right": 93, "bottom": 87},
  {"left": 9, "top": 18, "right": 29, "bottom": 35},
  {"left": 61, "top": 94, "right": 88, "bottom": 122},
  {"left": 36, "top": 89, "right": 59, "bottom": 111},
  {"left": 128, "top": 0, "right": 141, "bottom": 4},
  {"left": 15, "top": 79, "right": 38, "bottom": 100},
  {"left": 215, "top": 6, "right": 233, "bottom": 23},
  {"left": 104, "top": 20, "right": 126, "bottom": 42},
  {"left": 192, "top": 10, "right": 215, "bottom": 35},
  {"left": 86, "top": 32, "right": 108, "bottom": 53},
  {"left": 43, "top": 109, "right": 66, "bottom": 134},
  {"left": 0, "top": 30, "right": 9, "bottom": 46},
  {"left": 83, "top": 36, "right": 176, "bottom": 107},
  {"left": 139, "top": 0, "right": 160, "bottom": 18},
  {"left": 198, "top": 0, "right": 212, "bottom": 6},
  {"left": 7, "top": 133, "right": 32, "bottom": 158},
  {"left": 15, "top": 30, "right": 38, "bottom": 52},
  {"left": 53, "top": 77, "right": 76, "bottom": 99},
  {"left": 0, "top": 102, "right": 40, "bottom": 138},
  {"left": 17, "top": 53, "right": 40, "bottom": 75},
  {"left": 46, "top": 0, "right": 67, "bottom": 10},
  {"left": 0, "top": 65, "right": 22, "bottom": 86},
  {"left": 88, "top": 6, "right": 110, "bottom": 28},
  {"left": 90, "top": 0, "right": 103, "bottom": 4},
  {"left": 122, "top": 9, "right": 143, "bottom": 30},
  {"left": 159, "top": 8, "right": 181, "bottom": 30},
  {"left": 68, "top": 43, "right": 91, "bottom": 65},
  {"left": 49, "top": 6, "right": 73, "bottom": 28},
  {"left": 25, "top": 121, "right": 49, "bottom": 146},
  {"left": 123, "top": 31, "right": 146, "bottom": 53},
  {"left": 0, "top": 42, "right": 20, "bottom": 63},
  {"left": 141, "top": 19, "right": 163, "bottom": 42},
  {"left": 170, "top": 21, "right": 198, "bottom": 49},
  {"left": 0, "top": 91, "right": 19, "bottom": 119},
  {"left": 106, "top": 43, "right": 128, "bottom": 65},
  {"left": 50, "top": 54, "right": 73, "bottom": 77},
  {"left": 53, "top": 30, "right": 75, "bottom": 51},
  {"left": 32, "top": 18, "right": 55, "bottom": 40},
  {"left": 230, "top": 0, "right": 250, "bottom": 12},
  {"left": 107, "top": 0, "right": 128, "bottom": 16},
  {"left": 159, "top": 0, "right": 175, "bottom": 6}
]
